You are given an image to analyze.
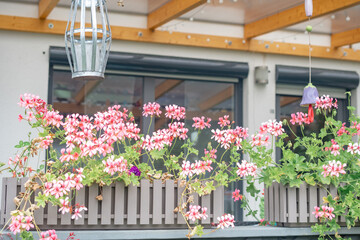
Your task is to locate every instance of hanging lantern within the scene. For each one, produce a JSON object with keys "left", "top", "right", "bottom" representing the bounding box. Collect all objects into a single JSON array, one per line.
[
  {"left": 65, "top": 0, "right": 111, "bottom": 81},
  {"left": 300, "top": 83, "right": 318, "bottom": 122}
]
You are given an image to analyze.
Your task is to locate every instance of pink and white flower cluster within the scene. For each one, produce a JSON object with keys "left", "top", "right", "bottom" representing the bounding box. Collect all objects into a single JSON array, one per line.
[
  {"left": 324, "top": 139, "right": 340, "bottom": 156},
  {"left": 165, "top": 104, "right": 186, "bottom": 120},
  {"left": 351, "top": 121, "right": 360, "bottom": 136},
  {"left": 236, "top": 160, "right": 257, "bottom": 178},
  {"left": 347, "top": 142, "right": 360, "bottom": 154},
  {"left": 232, "top": 189, "right": 243, "bottom": 202},
  {"left": 180, "top": 160, "right": 213, "bottom": 177},
  {"left": 259, "top": 120, "right": 284, "bottom": 137},
  {"left": 290, "top": 112, "right": 311, "bottom": 125},
  {"left": 250, "top": 133, "right": 270, "bottom": 147},
  {"left": 312, "top": 206, "right": 335, "bottom": 220},
  {"left": 204, "top": 149, "right": 217, "bottom": 160},
  {"left": 40, "top": 229, "right": 58, "bottom": 240},
  {"left": 211, "top": 127, "right": 249, "bottom": 150},
  {"left": 103, "top": 155, "right": 128, "bottom": 175},
  {"left": 143, "top": 102, "right": 162, "bottom": 117},
  {"left": 192, "top": 116, "right": 211, "bottom": 130},
  {"left": 315, "top": 95, "right": 338, "bottom": 110},
  {"left": 217, "top": 214, "right": 235, "bottom": 229},
  {"left": 321, "top": 160, "right": 346, "bottom": 177},
  {"left": 185, "top": 205, "right": 208, "bottom": 221},
  {"left": 44, "top": 168, "right": 84, "bottom": 198},
  {"left": 218, "top": 115, "right": 231, "bottom": 127},
  {"left": 9, "top": 213, "right": 34, "bottom": 234}
]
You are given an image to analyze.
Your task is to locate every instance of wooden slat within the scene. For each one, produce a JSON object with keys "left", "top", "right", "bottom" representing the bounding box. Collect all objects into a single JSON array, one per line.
[
  {"left": 264, "top": 185, "right": 269, "bottom": 221},
  {"left": 165, "top": 180, "right": 174, "bottom": 224},
  {"left": 287, "top": 186, "right": 297, "bottom": 223},
  {"left": 244, "top": 0, "right": 360, "bottom": 38},
  {"left": 140, "top": 179, "right": 150, "bottom": 225},
  {"left": 319, "top": 187, "right": 328, "bottom": 205},
  {"left": 309, "top": 185, "right": 318, "bottom": 223},
  {"left": 114, "top": 182, "right": 125, "bottom": 225},
  {"left": 127, "top": 184, "right": 138, "bottom": 225},
  {"left": 88, "top": 185, "right": 99, "bottom": 225},
  {"left": 153, "top": 180, "right": 162, "bottom": 224},
  {"left": 273, "top": 182, "right": 280, "bottom": 222},
  {"left": 47, "top": 202, "right": 58, "bottom": 225},
  {"left": 213, "top": 185, "right": 224, "bottom": 221},
  {"left": 5, "top": 178, "right": 17, "bottom": 223},
  {"left": 1, "top": 178, "right": 8, "bottom": 224},
  {"left": 279, "top": 184, "right": 286, "bottom": 222},
  {"left": 101, "top": 185, "right": 112, "bottom": 225},
  {"left": 34, "top": 188, "right": 45, "bottom": 225},
  {"left": 147, "top": 0, "right": 207, "bottom": 30},
  {"left": 201, "top": 182, "right": 211, "bottom": 224},
  {"left": 39, "top": 0, "right": 60, "bottom": 19},
  {"left": 177, "top": 183, "right": 186, "bottom": 224},
  {"left": 19, "top": 178, "right": 28, "bottom": 212},
  {"left": 1, "top": 15, "right": 360, "bottom": 62},
  {"left": 332, "top": 28, "right": 360, "bottom": 48},
  {"left": 269, "top": 183, "right": 274, "bottom": 222},
  {"left": 74, "top": 187, "right": 86, "bottom": 225},
  {"left": 299, "top": 183, "right": 307, "bottom": 223},
  {"left": 60, "top": 192, "right": 71, "bottom": 225}
]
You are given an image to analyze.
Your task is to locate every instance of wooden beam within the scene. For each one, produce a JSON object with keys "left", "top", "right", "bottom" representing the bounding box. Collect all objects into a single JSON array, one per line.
[
  {"left": 331, "top": 28, "right": 360, "bottom": 48},
  {"left": 155, "top": 80, "right": 183, "bottom": 99},
  {"left": 147, "top": 0, "right": 207, "bottom": 30},
  {"left": 198, "top": 87, "right": 233, "bottom": 111},
  {"left": 0, "top": 15, "right": 359, "bottom": 62},
  {"left": 39, "top": 0, "right": 60, "bottom": 19},
  {"left": 74, "top": 80, "right": 101, "bottom": 104},
  {"left": 244, "top": 0, "right": 360, "bottom": 39}
]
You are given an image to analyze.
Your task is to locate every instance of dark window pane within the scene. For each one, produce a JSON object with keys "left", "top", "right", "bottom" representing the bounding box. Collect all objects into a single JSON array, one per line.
[{"left": 152, "top": 78, "right": 236, "bottom": 215}]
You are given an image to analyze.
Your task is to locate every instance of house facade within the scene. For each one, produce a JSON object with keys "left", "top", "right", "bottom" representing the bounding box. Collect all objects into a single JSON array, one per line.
[{"left": 1, "top": 1, "right": 360, "bottom": 239}]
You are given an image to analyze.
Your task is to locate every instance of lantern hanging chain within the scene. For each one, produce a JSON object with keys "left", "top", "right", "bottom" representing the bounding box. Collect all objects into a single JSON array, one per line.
[{"left": 308, "top": 17, "right": 312, "bottom": 84}]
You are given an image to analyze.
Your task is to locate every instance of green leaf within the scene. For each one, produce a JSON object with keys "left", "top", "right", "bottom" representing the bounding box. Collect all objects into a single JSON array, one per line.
[
  {"left": 35, "top": 193, "right": 48, "bottom": 208},
  {"left": 150, "top": 149, "right": 166, "bottom": 160},
  {"left": 194, "top": 225, "right": 204, "bottom": 237},
  {"left": 304, "top": 175, "right": 316, "bottom": 186},
  {"left": 246, "top": 180, "right": 260, "bottom": 197}
]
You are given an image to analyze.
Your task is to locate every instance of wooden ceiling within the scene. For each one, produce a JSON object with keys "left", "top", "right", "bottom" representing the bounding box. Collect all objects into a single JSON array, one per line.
[{"left": 0, "top": 0, "right": 360, "bottom": 61}]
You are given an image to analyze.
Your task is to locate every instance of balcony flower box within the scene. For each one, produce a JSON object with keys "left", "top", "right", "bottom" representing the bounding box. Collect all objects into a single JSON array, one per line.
[
  {"left": 1, "top": 177, "right": 224, "bottom": 230},
  {"left": 264, "top": 182, "right": 346, "bottom": 227}
]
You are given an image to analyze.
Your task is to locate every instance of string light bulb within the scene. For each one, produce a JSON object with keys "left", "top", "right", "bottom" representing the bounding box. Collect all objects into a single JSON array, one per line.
[{"left": 346, "top": 16, "right": 350, "bottom": 22}]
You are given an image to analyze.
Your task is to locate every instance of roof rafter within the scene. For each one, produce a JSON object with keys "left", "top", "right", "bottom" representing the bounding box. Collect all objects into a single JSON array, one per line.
[
  {"left": 39, "top": 0, "right": 60, "bottom": 19},
  {"left": 244, "top": 0, "right": 360, "bottom": 39},
  {"left": 331, "top": 28, "right": 360, "bottom": 48},
  {"left": 147, "top": 0, "right": 207, "bottom": 30},
  {"left": 0, "top": 15, "right": 359, "bottom": 62}
]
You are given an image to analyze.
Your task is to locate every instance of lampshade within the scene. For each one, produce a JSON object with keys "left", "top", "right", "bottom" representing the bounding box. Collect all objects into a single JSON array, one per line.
[
  {"left": 305, "top": 0, "right": 313, "bottom": 17},
  {"left": 65, "top": 0, "right": 112, "bottom": 81},
  {"left": 300, "top": 83, "right": 319, "bottom": 107}
]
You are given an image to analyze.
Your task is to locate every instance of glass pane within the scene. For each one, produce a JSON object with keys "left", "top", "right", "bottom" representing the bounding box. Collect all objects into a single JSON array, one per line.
[
  {"left": 52, "top": 70, "right": 143, "bottom": 120},
  {"left": 51, "top": 70, "right": 143, "bottom": 154},
  {"left": 151, "top": 78, "right": 236, "bottom": 216},
  {"left": 279, "top": 95, "right": 346, "bottom": 156}
]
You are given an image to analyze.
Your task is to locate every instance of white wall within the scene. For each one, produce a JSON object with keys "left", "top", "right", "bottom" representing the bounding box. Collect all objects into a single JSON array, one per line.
[{"left": 1, "top": 1, "right": 360, "bottom": 222}]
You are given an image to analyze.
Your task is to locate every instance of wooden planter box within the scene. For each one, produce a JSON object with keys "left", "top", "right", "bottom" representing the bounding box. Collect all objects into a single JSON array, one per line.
[
  {"left": 264, "top": 182, "right": 345, "bottom": 227},
  {"left": 1, "top": 177, "right": 224, "bottom": 230}
]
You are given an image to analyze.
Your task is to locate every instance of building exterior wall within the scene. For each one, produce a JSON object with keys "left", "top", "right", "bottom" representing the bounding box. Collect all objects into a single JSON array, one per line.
[{"left": 1, "top": 2, "right": 360, "bottom": 222}]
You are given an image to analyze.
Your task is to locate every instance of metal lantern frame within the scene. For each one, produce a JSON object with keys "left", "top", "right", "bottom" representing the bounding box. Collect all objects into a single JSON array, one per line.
[{"left": 65, "top": 0, "right": 112, "bottom": 80}]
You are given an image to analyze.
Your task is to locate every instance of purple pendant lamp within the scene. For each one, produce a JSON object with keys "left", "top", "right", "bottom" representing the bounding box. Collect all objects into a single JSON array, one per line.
[{"left": 300, "top": 0, "right": 318, "bottom": 123}]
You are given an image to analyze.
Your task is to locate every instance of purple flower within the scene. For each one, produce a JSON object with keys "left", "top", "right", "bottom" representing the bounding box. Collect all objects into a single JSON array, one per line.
[{"left": 129, "top": 166, "right": 141, "bottom": 176}]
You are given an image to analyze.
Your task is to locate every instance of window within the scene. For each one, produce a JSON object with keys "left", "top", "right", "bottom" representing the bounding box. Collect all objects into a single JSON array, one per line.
[
  {"left": 276, "top": 93, "right": 348, "bottom": 158},
  {"left": 49, "top": 50, "right": 248, "bottom": 223}
]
